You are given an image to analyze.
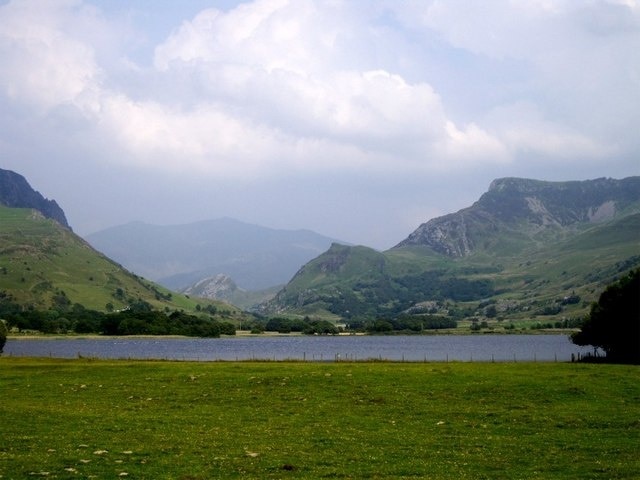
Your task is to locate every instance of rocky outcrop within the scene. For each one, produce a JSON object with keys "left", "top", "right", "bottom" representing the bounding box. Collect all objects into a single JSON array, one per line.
[
  {"left": 395, "top": 176, "right": 640, "bottom": 256},
  {"left": 0, "top": 168, "right": 70, "bottom": 229},
  {"left": 181, "top": 274, "right": 242, "bottom": 302}
]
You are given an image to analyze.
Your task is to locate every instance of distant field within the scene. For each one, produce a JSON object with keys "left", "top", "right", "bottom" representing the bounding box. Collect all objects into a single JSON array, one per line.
[{"left": 1, "top": 359, "right": 638, "bottom": 479}]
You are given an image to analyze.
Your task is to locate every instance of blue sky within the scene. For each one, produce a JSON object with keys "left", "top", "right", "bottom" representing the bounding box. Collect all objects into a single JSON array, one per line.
[{"left": 1, "top": 0, "right": 638, "bottom": 249}]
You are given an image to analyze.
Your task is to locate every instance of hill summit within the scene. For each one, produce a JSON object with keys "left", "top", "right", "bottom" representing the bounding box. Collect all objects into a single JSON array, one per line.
[
  {"left": 395, "top": 177, "right": 640, "bottom": 256},
  {"left": 0, "top": 168, "right": 70, "bottom": 229}
]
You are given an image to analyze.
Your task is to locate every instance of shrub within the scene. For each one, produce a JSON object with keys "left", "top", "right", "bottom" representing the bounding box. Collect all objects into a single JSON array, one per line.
[
  {"left": 0, "top": 320, "right": 7, "bottom": 353},
  {"left": 572, "top": 269, "right": 640, "bottom": 364}
]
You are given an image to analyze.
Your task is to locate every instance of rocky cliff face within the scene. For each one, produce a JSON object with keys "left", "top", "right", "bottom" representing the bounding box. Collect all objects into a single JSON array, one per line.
[
  {"left": 0, "top": 168, "right": 70, "bottom": 229},
  {"left": 395, "top": 176, "right": 640, "bottom": 257},
  {"left": 181, "top": 274, "right": 242, "bottom": 302}
]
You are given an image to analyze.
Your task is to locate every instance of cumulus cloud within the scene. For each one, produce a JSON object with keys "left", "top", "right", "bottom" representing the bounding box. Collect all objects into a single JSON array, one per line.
[
  {"left": 398, "top": 0, "right": 640, "bottom": 157},
  {"left": 0, "top": 0, "right": 638, "bottom": 246},
  {"left": 0, "top": 0, "right": 517, "bottom": 179},
  {"left": 149, "top": 0, "right": 512, "bottom": 174},
  {"left": 0, "top": 0, "right": 101, "bottom": 110}
]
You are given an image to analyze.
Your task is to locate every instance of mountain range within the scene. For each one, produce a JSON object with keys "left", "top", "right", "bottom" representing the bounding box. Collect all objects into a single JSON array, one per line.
[
  {"left": 85, "top": 219, "right": 343, "bottom": 292},
  {"left": 266, "top": 177, "right": 640, "bottom": 323},
  {"left": 0, "top": 170, "right": 243, "bottom": 317},
  {"left": 2, "top": 167, "right": 638, "bottom": 327}
]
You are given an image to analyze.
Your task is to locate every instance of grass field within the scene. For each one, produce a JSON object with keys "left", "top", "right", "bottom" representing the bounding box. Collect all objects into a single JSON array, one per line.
[{"left": 1, "top": 359, "right": 638, "bottom": 479}]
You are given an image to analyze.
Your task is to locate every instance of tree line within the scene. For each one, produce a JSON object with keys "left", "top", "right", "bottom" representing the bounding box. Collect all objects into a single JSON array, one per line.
[
  {"left": 262, "top": 317, "right": 339, "bottom": 334},
  {"left": 348, "top": 314, "right": 457, "bottom": 333},
  {"left": 0, "top": 296, "right": 235, "bottom": 338}
]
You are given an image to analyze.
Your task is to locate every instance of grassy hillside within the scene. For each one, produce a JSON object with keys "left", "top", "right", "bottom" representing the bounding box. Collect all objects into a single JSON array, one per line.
[
  {"left": 397, "top": 176, "right": 640, "bottom": 257},
  {"left": 0, "top": 206, "right": 239, "bottom": 315},
  {"left": 267, "top": 213, "right": 640, "bottom": 325},
  {"left": 488, "top": 212, "right": 640, "bottom": 311}
]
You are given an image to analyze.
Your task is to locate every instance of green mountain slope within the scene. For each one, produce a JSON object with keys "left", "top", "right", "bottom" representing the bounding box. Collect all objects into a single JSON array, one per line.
[
  {"left": 266, "top": 177, "right": 640, "bottom": 325},
  {"left": 268, "top": 243, "right": 498, "bottom": 320},
  {"left": 0, "top": 206, "right": 236, "bottom": 314},
  {"left": 396, "top": 176, "right": 640, "bottom": 256}
]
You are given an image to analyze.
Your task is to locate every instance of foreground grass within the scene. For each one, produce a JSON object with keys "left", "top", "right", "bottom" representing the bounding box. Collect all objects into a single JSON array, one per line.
[{"left": 1, "top": 359, "right": 638, "bottom": 479}]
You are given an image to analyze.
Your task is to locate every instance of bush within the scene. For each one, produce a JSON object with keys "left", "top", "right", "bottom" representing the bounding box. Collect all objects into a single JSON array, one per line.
[
  {"left": 419, "top": 315, "right": 457, "bottom": 330},
  {"left": 305, "top": 320, "right": 339, "bottom": 335},
  {"left": 266, "top": 317, "right": 293, "bottom": 333},
  {"left": 367, "top": 319, "right": 394, "bottom": 333},
  {"left": 572, "top": 269, "right": 640, "bottom": 364},
  {"left": 0, "top": 320, "right": 7, "bottom": 353},
  {"left": 218, "top": 321, "right": 236, "bottom": 336}
]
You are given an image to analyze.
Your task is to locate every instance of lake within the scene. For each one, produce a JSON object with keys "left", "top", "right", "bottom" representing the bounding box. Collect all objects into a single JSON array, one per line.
[{"left": 3, "top": 334, "right": 592, "bottom": 362}]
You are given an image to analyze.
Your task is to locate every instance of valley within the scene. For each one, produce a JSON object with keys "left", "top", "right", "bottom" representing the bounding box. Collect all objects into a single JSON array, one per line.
[
  {"left": 1, "top": 167, "right": 639, "bottom": 336},
  {"left": 265, "top": 178, "right": 640, "bottom": 330}
]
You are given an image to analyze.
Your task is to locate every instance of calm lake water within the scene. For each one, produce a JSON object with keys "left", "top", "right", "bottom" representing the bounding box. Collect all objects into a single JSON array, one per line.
[{"left": 3, "top": 334, "right": 592, "bottom": 362}]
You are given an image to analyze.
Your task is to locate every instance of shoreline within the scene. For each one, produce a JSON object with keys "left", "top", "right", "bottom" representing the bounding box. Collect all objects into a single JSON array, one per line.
[{"left": 6, "top": 330, "right": 576, "bottom": 341}]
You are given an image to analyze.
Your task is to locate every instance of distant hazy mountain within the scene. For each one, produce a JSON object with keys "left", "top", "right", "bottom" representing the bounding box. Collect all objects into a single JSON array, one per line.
[
  {"left": 0, "top": 174, "right": 229, "bottom": 313},
  {"left": 266, "top": 176, "right": 640, "bottom": 322},
  {"left": 0, "top": 168, "right": 70, "bottom": 229},
  {"left": 85, "top": 218, "right": 344, "bottom": 291}
]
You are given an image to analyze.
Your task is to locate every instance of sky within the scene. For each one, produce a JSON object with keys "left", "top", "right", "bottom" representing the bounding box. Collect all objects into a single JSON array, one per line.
[{"left": 0, "top": 0, "right": 639, "bottom": 250}]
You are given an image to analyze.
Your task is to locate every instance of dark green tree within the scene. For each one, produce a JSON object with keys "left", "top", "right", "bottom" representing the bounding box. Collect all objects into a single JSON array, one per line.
[
  {"left": 572, "top": 269, "right": 640, "bottom": 364},
  {"left": 266, "top": 317, "right": 293, "bottom": 333},
  {"left": 0, "top": 319, "right": 7, "bottom": 353},
  {"left": 367, "top": 319, "right": 394, "bottom": 333}
]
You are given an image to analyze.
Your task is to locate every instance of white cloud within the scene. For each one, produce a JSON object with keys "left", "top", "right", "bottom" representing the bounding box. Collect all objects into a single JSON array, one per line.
[
  {"left": 0, "top": 0, "right": 513, "bottom": 179},
  {"left": 148, "top": 0, "right": 510, "bottom": 174},
  {"left": 0, "top": 0, "right": 101, "bottom": 110},
  {"left": 399, "top": 1, "right": 640, "bottom": 145},
  {"left": 0, "top": 0, "right": 638, "bottom": 247},
  {"left": 154, "top": 0, "right": 350, "bottom": 75},
  {"left": 483, "top": 101, "right": 618, "bottom": 161},
  {"left": 434, "top": 121, "right": 510, "bottom": 167}
]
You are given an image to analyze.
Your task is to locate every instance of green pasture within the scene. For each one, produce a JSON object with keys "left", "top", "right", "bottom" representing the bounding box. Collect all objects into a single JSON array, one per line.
[{"left": 1, "top": 359, "right": 638, "bottom": 479}]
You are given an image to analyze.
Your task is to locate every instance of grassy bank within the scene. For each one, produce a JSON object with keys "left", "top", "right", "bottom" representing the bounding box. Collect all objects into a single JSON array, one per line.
[{"left": 1, "top": 359, "right": 638, "bottom": 479}]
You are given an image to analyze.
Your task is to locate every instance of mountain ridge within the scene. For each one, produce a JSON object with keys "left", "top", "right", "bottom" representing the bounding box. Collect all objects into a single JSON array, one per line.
[
  {"left": 395, "top": 176, "right": 640, "bottom": 256},
  {"left": 86, "top": 218, "right": 346, "bottom": 291},
  {"left": 0, "top": 168, "right": 70, "bottom": 229},
  {"left": 266, "top": 176, "right": 640, "bottom": 323}
]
